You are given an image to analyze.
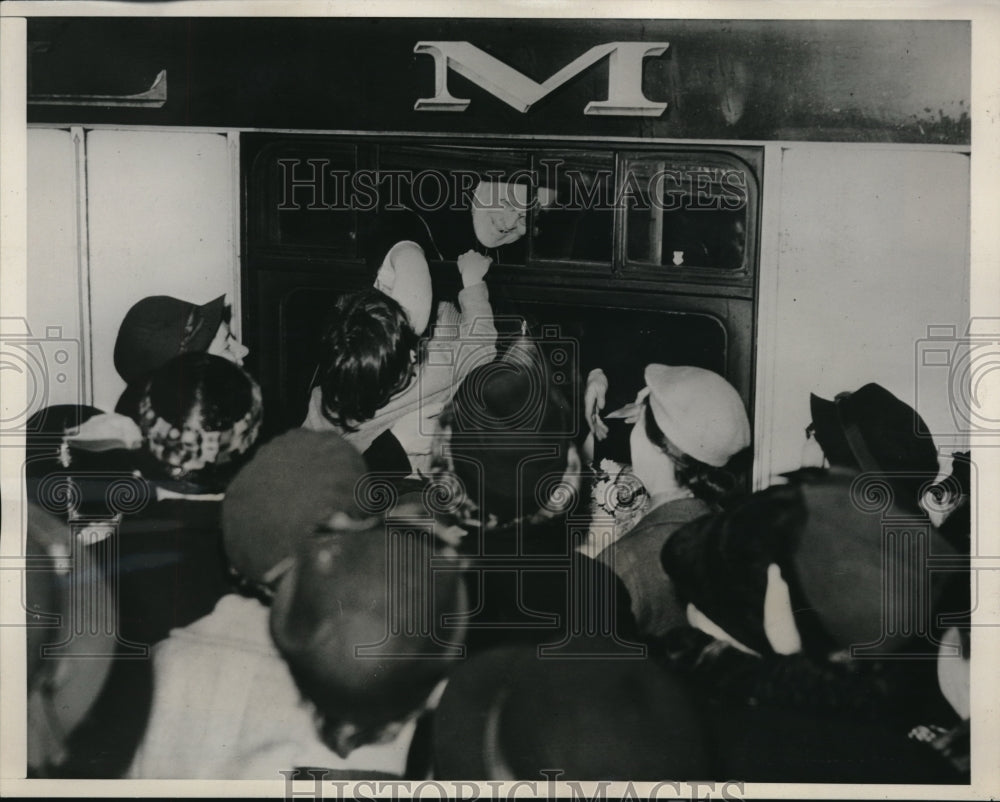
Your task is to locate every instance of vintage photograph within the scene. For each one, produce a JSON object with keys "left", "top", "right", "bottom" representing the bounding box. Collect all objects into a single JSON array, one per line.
[{"left": 0, "top": 3, "right": 996, "bottom": 798}]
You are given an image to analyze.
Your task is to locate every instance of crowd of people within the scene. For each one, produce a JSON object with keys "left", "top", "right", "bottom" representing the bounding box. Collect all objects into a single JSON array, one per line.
[{"left": 24, "top": 178, "right": 971, "bottom": 783}]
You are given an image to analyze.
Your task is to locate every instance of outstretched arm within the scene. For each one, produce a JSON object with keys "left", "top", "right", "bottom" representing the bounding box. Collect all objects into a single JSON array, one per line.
[{"left": 428, "top": 251, "right": 498, "bottom": 387}]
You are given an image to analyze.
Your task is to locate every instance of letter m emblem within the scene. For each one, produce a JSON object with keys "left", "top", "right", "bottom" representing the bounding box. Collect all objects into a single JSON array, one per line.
[{"left": 414, "top": 41, "right": 669, "bottom": 117}]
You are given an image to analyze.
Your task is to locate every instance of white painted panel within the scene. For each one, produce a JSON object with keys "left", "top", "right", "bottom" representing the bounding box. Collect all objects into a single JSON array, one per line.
[
  {"left": 24, "top": 127, "right": 84, "bottom": 411},
  {"left": 86, "top": 130, "right": 236, "bottom": 411},
  {"left": 762, "top": 146, "right": 970, "bottom": 482}
]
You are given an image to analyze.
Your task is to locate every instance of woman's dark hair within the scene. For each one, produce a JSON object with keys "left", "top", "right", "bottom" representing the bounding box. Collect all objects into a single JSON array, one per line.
[
  {"left": 316, "top": 289, "right": 420, "bottom": 431},
  {"left": 135, "top": 352, "right": 263, "bottom": 491},
  {"left": 643, "top": 401, "right": 738, "bottom": 506}
]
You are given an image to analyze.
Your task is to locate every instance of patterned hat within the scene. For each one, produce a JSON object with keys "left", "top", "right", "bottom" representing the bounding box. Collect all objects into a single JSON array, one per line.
[{"left": 136, "top": 353, "right": 262, "bottom": 484}]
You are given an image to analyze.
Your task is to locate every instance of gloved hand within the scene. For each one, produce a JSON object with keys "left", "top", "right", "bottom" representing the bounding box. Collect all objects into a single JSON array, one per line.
[
  {"left": 457, "top": 250, "right": 492, "bottom": 288},
  {"left": 584, "top": 368, "right": 610, "bottom": 440},
  {"left": 604, "top": 386, "right": 650, "bottom": 427}
]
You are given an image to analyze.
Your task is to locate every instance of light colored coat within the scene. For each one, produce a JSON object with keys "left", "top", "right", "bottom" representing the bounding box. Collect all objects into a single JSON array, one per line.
[{"left": 128, "top": 594, "right": 417, "bottom": 779}]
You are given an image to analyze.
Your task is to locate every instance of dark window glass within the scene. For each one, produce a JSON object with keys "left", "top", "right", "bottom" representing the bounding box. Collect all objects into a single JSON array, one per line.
[
  {"left": 624, "top": 157, "right": 751, "bottom": 272},
  {"left": 249, "top": 143, "right": 359, "bottom": 254},
  {"left": 531, "top": 154, "right": 615, "bottom": 264}
]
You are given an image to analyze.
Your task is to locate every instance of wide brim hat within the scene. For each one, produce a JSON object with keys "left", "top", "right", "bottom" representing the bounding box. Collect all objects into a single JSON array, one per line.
[
  {"left": 660, "top": 482, "right": 808, "bottom": 656},
  {"left": 26, "top": 504, "right": 116, "bottom": 773},
  {"left": 114, "top": 294, "right": 226, "bottom": 385},
  {"left": 25, "top": 404, "right": 108, "bottom": 479},
  {"left": 809, "top": 383, "right": 940, "bottom": 513},
  {"left": 662, "top": 470, "right": 957, "bottom": 656},
  {"left": 433, "top": 646, "right": 710, "bottom": 781},
  {"left": 644, "top": 364, "right": 750, "bottom": 467},
  {"left": 25, "top": 405, "right": 142, "bottom": 517},
  {"left": 222, "top": 429, "right": 368, "bottom": 585},
  {"left": 790, "top": 473, "right": 956, "bottom": 653}
]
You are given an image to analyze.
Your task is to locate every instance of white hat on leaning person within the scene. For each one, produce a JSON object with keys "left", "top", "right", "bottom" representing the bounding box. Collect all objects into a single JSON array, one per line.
[{"left": 644, "top": 364, "right": 750, "bottom": 467}]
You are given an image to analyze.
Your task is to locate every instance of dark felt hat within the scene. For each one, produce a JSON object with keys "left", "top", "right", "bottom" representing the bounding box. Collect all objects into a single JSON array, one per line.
[
  {"left": 661, "top": 482, "right": 808, "bottom": 656},
  {"left": 114, "top": 294, "right": 226, "bottom": 385},
  {"left": 24, "top": 404, "right": 141, "bottom": 517},
  {"left": 433, "top": 646, "right": 710, "bottom": 780},
  {"left": 790, "top": 474, "right": 955, "bottom": 653},
  {"left": 269, "top": 521, "right": 468, "bottom": 733},
  {"left": 809, "top": 383, "right": 939, "bottom": 513},
  {"left": 662, "top": 470, "right": 956, "bottom": 656},
  {"left": 25, "top": 404, "right": 108, "bottom": 478},
  {"left": 222, "top": 429, "right": 368, "bottom": 585},
  {"left": 447, "top": 335, "right": 574, "bottom": 524}
]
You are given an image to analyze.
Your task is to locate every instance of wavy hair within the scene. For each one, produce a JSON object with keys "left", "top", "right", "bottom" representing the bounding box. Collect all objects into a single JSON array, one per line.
[
  {"left": 643, "top": 400, "right": 739, "bottom": 507},
  {"left": 316, "top": 289, "right": 420, "bottom": 431}
]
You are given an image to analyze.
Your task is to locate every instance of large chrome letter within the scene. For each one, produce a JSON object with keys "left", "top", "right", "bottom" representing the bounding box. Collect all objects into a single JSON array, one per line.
[{"left": 414, "top": 41, "right": 669, "bottom": 117}]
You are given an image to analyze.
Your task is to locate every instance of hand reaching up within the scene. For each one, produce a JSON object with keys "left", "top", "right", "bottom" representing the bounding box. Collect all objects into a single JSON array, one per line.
[{"left": 457, "top": 250, "right": 492, "bottom": 288}]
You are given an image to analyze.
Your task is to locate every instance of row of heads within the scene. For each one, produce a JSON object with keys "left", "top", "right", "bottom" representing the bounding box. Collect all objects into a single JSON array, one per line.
[
  {"left": 28, "top": 428, "right": 963, "bottom": 780},
  {"left": 105, "top": 278, "right": 948, "bottom": 521},
  {"left": 30, "top": 371, "right": 962, "bottom": 777},
  {"left": 79, "top": 310, "right": 952, "bottom": 525}
]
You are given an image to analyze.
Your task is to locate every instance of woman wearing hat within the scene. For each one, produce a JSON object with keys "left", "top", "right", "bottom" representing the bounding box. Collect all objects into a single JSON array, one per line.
[
  {"left": 110, "top": 354, "right": 265, "bottom": 643},
  {"left": 113, "top": 294, "right": 249, "bottom": 417},
  {"left": 595, "top": 364, "right": 751, "bottom": 639},
  {"left": 25, "top": 352, "right": 265, "bottom": 775},
  {"left": 57, "top": 353, "right": 264, "bottom": 641},
  {"left": 304, "top": 179, "right": 553, "bottom": 474}
]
